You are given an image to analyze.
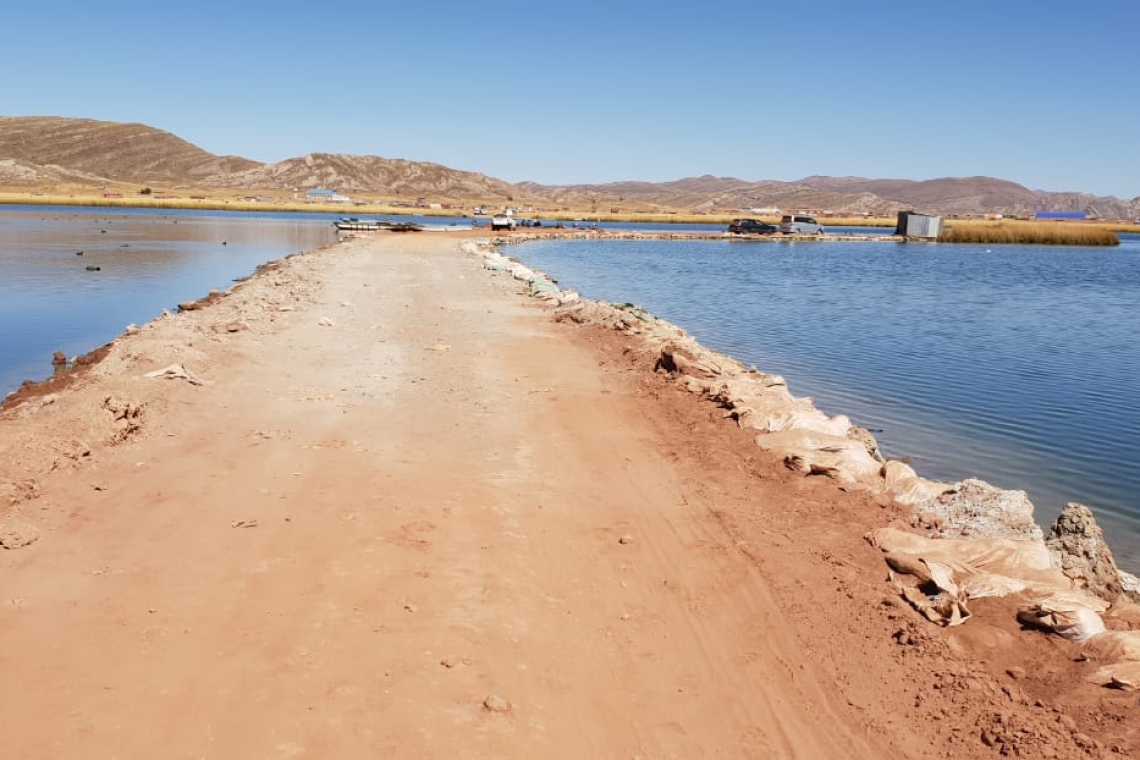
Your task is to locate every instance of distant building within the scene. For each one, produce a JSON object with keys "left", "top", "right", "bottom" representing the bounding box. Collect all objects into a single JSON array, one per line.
[
  {"left": 1034, "top": 211, "right": 1087, "bottom": 220},
  {"left": 306, "top": 188, "right": 351, "bottom": 203}
]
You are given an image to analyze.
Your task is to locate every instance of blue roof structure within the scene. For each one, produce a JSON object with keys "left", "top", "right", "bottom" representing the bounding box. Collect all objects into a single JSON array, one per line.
[{"left": 1034, "top": 211, "right": 1087, "bottom": 220}]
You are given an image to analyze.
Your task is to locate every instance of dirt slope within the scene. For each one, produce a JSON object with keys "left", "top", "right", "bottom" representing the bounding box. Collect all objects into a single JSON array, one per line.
[
  {"left": 0, "top": 115, "right": 257, "bottom": 185},
  {"left": 0, "top": 233, "right": 1135, "bottom": 758}
]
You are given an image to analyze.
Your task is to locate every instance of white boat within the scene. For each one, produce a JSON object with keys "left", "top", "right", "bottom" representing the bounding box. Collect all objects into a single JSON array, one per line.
[{"left": 334, "top": 218, "right": 393, "bottom": 231}]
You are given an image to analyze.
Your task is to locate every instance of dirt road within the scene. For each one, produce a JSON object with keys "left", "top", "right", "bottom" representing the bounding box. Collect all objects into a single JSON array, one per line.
[{"left": 0, "top": 234, "right": 1133, "bottom": 758}]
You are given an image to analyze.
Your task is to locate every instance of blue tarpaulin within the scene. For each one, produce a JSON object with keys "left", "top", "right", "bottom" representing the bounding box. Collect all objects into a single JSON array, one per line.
[{"left": 1034, "top": 211, "right": 1087, "bottom": 220}]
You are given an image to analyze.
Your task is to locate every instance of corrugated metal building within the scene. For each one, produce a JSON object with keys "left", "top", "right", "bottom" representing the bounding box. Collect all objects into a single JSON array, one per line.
[{"left": 894, "top": 211, "right": 943, "bottom": 239}]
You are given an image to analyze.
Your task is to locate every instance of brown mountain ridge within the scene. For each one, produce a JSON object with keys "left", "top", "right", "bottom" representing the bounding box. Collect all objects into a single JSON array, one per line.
[{"left": 2, "top": 115, "right": 1137, "bottom": 218}]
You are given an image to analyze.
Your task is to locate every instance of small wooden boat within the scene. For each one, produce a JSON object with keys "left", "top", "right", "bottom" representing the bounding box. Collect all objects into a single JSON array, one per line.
[{"left": 334, "top": 218, "right": 394, "bottom": 232}]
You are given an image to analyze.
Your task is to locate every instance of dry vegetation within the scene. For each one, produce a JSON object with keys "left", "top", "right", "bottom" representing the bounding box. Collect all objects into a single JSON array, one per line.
[{"left": 939, "top": 220, "right": 1121, "bottom": 246}]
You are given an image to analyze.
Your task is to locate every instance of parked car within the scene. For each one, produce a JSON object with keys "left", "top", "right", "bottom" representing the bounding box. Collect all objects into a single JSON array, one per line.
[
  {"left": 490, "top": 213, "right": 517, "bottom": 231},
  {"left": 728, "top": 218, "right": 778, "bottom": 235},
  {"left": 779, "top": 214, "right": 824, "bottom": 234}
]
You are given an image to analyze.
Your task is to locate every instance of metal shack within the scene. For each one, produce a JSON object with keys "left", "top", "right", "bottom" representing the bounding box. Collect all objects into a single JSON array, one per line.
[{"left": 894, "top": 211, "right": 943, "bottom": 239}]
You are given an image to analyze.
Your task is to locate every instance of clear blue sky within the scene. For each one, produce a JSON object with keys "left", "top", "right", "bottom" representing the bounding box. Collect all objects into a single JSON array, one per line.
[{"left": 3, "top": 1, "right": 1138, "bottom": 198}]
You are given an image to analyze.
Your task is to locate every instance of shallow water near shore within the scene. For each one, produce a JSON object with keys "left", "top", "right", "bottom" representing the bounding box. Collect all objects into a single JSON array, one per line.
[
  {"left": 0, "top": 208, "right": 709, "bottom": 399},
  {"left": 515, "top": 234, "right": 1140, "bottom": 570},
  {"left": 0, "top": 205, "right": 336, "bottom": 394}
]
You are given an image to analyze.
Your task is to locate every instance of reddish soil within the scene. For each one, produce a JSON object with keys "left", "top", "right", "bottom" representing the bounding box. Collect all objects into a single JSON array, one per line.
[{"left": 0, "top": 233, "right": 1135, "bottom": 758}]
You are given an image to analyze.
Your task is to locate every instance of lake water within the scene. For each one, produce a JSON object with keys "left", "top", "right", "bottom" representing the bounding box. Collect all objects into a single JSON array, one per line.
[
  {"left": 513, "top": 233, "right": 1140, "bottom": 570},
  {"left": 0, "top": 205, "right": 337, "bottom": 394},
  {"left": 5, "top": 205, "right": 1139, "bottom": 568}
]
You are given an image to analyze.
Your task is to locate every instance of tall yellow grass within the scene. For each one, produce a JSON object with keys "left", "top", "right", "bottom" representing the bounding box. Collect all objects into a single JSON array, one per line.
[
  {"left": 817, "top": 216, "right": 899, "bottom": 228},
  {"left": 938, "top": 220, "right": 1119, "bottom": 246}
]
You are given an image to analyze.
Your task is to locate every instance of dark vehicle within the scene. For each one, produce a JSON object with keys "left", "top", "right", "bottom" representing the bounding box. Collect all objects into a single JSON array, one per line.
[{"left": 728, "top": 218, "right": 778, "bottom": 234}]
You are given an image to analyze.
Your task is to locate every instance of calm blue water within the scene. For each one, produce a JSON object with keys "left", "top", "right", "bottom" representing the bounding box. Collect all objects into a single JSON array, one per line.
[
  {"left": 7, "top": 206, "right": 1140, "bottom": 566},
  {"left": 0, "top": 205, "right": 336, "bottom": 394},
  {"left": 514, "top": 233, "right": 1140, "bottom": 569}
]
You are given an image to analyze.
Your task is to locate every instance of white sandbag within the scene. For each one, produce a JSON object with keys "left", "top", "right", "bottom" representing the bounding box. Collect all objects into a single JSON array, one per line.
[
  {"left": 870, "top": 528, "right": 1057, "bottom": 573},
  {"left": 872, "top": 527, "right": 1084, "bottom": 602},
  {"left": 887, "top": 476, "right": 952, "bottom": 507},
  {"left": 1017, "top": 597, "right": 1107, "bottom": 642},
  {"left": 757, "top": 429, "right": 883, "bottom": 482},
  {"left": 882, "top": 460, "right": 919, "bottom": 487},
  {"left": 510, "top": 264, "right": 536, "bottom": 282},
  {"left": 751, "top": 407, "right": 851, "bottom": 437},
  {"left": 1077, "top": 629, "right": 1140, "bottom": 689},
  {"left": 1081, "top": 629, "right": 1140, "bottom": 661}
]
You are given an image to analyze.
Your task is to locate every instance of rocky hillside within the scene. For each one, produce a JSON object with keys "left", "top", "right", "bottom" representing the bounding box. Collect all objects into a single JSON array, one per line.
[
  {"left": 0, "top": 116, "right": 525, "bottom": 203},
  {"left": 1, "top": 115, "right": 1137, "bottom": 218},
  {"left": 526, "top": 175, "right": 1140, "bottom": 219},
  {"left": 0, "top": 116, "right": 258, "bottom": 186},
  {"left": 213, "top": 153, "right": 523, "bottom": 201}
]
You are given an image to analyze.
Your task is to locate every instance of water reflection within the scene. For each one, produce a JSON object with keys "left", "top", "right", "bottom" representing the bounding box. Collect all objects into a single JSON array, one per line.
[{"left": 0, "top": 207, "right": 335, "bottom": 395}]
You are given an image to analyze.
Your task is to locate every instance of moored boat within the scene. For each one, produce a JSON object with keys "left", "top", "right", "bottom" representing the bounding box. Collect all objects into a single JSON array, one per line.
[
  {"left": 388, "top": 222, "right": 425, "bottom": 232},
  {"left": 334, "top": 218, "right": 394, "bottom": 231}
]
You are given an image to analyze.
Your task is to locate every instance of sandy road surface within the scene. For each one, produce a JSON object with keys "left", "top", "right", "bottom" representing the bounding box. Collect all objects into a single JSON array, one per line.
[{"left": 2, "top": 233, "right": 1135, "bottom": 759}]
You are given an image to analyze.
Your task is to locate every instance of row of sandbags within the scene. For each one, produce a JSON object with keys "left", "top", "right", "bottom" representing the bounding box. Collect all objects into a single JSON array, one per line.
[
  {"left": 870, "top": 522, "right": 1140, "bottom": 689},
  {"left": 464, "top": 238, "right": 1040, "bottom": 531},
  {"left": 465, "top": 241, "right": 581, "bottom": 307},
  {"left": 464, "top": 238, "right": 1140, "bottom": 688}
]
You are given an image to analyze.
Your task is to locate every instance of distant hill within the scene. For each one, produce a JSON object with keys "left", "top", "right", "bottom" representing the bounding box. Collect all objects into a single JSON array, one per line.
[
  {"left": 0, "top": 116, "right": 258, "bottom": 186},
  {"left": 1, "top": 115, "right": 1137, "bottom": 219},
  {"left": 523, "top": 175, "right": 1140, "bottom": 219},
  {"left": 0, "top": 116, "right": 525, "bottom": 203},
  {"left": 212, "top": 153, "right": 522, "bottom": 201}
]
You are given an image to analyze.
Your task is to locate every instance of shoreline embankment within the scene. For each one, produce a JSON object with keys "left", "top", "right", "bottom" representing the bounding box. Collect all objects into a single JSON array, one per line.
[
  {"left": 485, "top": 230, "right": 1138, "bottom": 557},
  {"left": 466, "top": 234, "right": 1140, "bottom": 654},
  {"left": 1, "top": 230, "right": 935, "bottom": 757},
  {"left": 4, "top": 231, "right": 1140, "bottom": 755},
  {"left": 7, "top": 228, "right": 1138, "bottom": 603}
]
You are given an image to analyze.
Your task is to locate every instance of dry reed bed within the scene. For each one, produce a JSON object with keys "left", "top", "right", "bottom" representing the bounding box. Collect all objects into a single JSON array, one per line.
[{"left": 938, "top": 220, "right": 1120, "bottom": 246}]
